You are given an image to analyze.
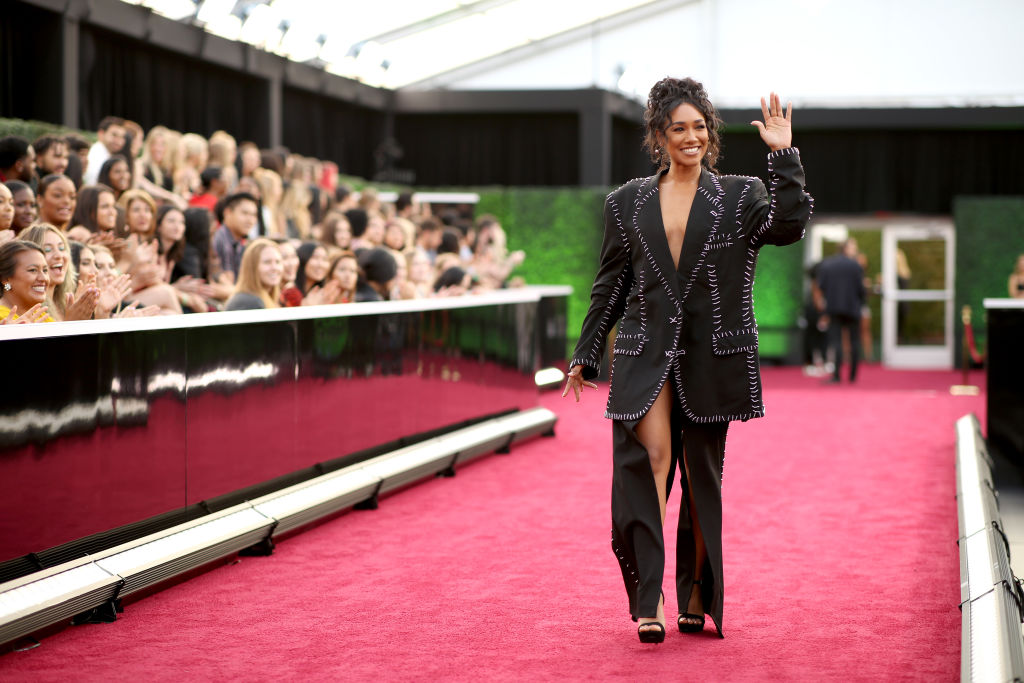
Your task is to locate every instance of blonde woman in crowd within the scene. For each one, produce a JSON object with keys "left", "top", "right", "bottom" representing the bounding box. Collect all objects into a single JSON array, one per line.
[
  {"left": 406, "top": 248, "right": 433, "bottom": 299},
  {"left": 208, "top": 130, "right": 238, "bottom": 190},
  {"left": 173, "top": 133, "right": 208, "bottom": 199},
  {"left": 281, "top": 176, "right": 312, "bottom": 239},
  {"left": 136, "top": 125, "right": 187, "bottom": 210},
  {"left": 253, "top": 168, "right": 286, "bottom": 237},
  {"left": 238, "top": 141, "right": 261, "bottom": 179},
  {"left": 18, "top": 223, "right": 98, "bottom": 321},
  {"left": 225, "top": 238, "right": 283, "bottom": 311}
]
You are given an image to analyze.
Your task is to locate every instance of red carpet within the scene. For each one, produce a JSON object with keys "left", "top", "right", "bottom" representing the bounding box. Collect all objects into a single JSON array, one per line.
[{"left": 1, "top": 365, "right": 983, "bottom": 681}]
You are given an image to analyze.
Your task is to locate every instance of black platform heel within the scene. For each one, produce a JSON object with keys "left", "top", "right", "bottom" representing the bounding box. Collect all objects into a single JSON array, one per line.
[
  {"left": 638, "top": 591, "right": 666, "bottom": 643},
  {"left": 678, "top": 579, "right": 706, "bottom": 633}
]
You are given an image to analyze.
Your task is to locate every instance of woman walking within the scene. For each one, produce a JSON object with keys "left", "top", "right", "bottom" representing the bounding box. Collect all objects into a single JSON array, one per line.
[{"left": 563, "top": 77, "right": 813, "bottom": 643}]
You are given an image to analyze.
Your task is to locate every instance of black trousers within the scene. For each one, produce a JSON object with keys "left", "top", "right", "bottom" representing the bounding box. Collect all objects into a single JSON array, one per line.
[
  {"left": 828, "top": 313, "right": 861, "bottom": 381},
  {"left": 611, "top": 407, "right": 728, "bottom": 637}
]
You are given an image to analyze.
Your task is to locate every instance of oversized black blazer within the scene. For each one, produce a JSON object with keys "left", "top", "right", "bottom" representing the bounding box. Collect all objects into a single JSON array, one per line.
[{"left": 570, "top": 147, "right": 814, "bottom": 423}]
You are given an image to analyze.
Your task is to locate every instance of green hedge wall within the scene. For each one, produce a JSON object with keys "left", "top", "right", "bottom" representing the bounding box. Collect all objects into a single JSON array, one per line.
[
  {"left": 953, "top": 197, "right": 1024, "bottom": 357},
  {"left": 0, "top": 117, "right": 95, "bottom": 143}
]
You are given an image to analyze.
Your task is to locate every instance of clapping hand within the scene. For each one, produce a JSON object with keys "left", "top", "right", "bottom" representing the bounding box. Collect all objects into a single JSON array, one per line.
[
  {"left": 95, "top": 274, "right": 133, "bottom": 319},
  {"left": 750, "top": 92, "right": 792, "bottom": 152},
  {"left": 1, "top": 303, "right": 49, "bottom": 324},
  {"left": 302, "top": 279, "right": 342, "bottom": 306}
]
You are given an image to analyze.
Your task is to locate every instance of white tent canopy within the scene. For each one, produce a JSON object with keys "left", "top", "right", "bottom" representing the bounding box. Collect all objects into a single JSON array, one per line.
[{"left": 127, "top": 0, "right": 1024, "bottom": 108}]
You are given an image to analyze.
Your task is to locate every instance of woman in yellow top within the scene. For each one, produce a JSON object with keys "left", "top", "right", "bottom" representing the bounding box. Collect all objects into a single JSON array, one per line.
[{"left": 0, "top": 240, "right": 55, "bottom": 323}]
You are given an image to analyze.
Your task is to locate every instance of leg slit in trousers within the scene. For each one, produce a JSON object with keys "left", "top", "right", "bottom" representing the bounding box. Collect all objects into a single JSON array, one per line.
[{"left": 610, "top": 375, "right": 728, "bottom": 637}]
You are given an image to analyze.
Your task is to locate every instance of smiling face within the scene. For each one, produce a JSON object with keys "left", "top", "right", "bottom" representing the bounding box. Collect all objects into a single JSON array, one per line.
[
  {"left": 11, "top": 187, "right": 37, "bottom": 230},
  {"left": 2, "top": 248, "right": 49, "bottom": 309},
  {"left": 39, "top": 177, "right": 76, "bottom": 228},
  {"left": 40, "top": 229, "right": 69, "bottom": 287},
  {"left": 384, "top": 223, "right": 406, "bottom": 251},
  {"left": 0, "top": 183, "right": 14, "bottom": 231},
  {"left": 659, "top": 102, "right": 709, "bottom": 171},
  {"left": 278, "top": 242, "right": 299, "bottom": 283},
  {"left": 257, "top": 244, "right": 283, "bottom": 291},
  {"left": 107, "top": 160, "right": 131, "bottom": 192},
  {"left": 95, "top": 190, "right": 117, "bottom": 232},
  {"left": 305, "top": 246, "right": 330, "bottom": 284}
]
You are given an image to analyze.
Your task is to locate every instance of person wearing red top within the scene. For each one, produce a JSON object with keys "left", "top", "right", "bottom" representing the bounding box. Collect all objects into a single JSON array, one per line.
[{"left": 188, "top": 166, "right": 228, "bottom": 213}]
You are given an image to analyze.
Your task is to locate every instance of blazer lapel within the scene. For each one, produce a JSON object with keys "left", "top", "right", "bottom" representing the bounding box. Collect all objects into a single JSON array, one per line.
[
  {"left": 677, "top": 169, "right": 725, "bottom": 295},
  {"left": 633, "top": 173, "right": 683, "bottom": 305}
]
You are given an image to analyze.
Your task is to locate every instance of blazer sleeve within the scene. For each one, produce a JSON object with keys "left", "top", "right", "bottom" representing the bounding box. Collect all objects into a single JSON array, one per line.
[
  {"left": 745, "top": 147, "right": 814, "bottom": 248},
  {"left": 569, "top": 192, "right": 634, "bottom": 381}
]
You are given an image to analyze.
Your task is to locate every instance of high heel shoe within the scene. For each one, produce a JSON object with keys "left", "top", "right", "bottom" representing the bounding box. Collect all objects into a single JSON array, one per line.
[
  {"left": 637, "top": 591, "right": 666, "bottom": 643},
  {"left": 678, "top": 579, "right": 705, "bottom": 633}
]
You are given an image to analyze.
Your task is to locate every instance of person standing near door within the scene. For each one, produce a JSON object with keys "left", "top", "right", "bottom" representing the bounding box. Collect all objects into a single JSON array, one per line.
[{"left": 817, "top": 238, "right": 866, "bottom": 383}]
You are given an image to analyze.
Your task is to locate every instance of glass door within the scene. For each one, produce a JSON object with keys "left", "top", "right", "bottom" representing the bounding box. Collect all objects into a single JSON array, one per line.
[{"left": 880, "top": 222, "right": 955, "bottom": 369}]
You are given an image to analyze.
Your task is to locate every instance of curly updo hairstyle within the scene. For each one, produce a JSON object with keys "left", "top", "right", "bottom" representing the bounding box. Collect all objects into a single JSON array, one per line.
[{"left": 643, "top": 77, "right": 723, "bottom": 173}]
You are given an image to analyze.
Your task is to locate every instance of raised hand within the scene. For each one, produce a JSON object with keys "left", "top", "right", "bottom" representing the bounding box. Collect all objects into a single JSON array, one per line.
[
  {"left": 562, "top": 364, "right": 598, "bottom": 402},
  {"left": 750, "top": 92, "right": 792, "bottom": 152}
]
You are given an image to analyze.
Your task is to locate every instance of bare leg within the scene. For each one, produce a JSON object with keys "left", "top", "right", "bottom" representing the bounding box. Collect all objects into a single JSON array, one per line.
[{"left": 633, "top": 384, "right": 673, "bottom": 632}]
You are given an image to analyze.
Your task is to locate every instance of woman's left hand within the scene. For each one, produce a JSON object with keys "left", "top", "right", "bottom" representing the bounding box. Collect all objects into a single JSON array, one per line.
[{"left": 751, "top": 92, "right": 792, "bottom": 151}]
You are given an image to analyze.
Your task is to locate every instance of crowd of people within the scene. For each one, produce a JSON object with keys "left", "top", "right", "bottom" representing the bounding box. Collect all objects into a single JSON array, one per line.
[{"left": 0, "top": 117, "right": 525, "bottom": 324}]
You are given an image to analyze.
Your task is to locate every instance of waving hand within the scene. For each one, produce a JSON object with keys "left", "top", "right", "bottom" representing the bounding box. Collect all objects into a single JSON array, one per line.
[{"left": 750, "top": 92, "right": 792, "bottom": 151}]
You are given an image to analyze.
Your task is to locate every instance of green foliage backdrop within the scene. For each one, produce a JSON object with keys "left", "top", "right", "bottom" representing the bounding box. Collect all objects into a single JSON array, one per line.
[{"left": 953, "top": 197, "right": 1024, "bottom": 357}]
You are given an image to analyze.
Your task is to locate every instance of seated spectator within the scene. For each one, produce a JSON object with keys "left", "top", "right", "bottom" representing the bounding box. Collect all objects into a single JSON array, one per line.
[
  {"left": 0, "top": 240, "right": 53, "bottom": 323},
  {"left": 174, "top": 133, "right": 208, "bottom": 199},
  {"left": 118, "top": 189, "right": 157, "bottom": 246},
  {"left": 18, "top": 223, "right": 97, "bottom": 321},
  {"left": 0, "top": 135, "right": 36, "bottom": 184},
  {"left": 208, "top": 130, "right": 238, "bottom": 189},
  {"left": 84, "top": 116, "right": 126, "bottom": 185},
  {"left": 434, "top": 265, "right": 473, "bottom": 296},
  {"left": 293, "top": 241, "right": 330, "bottom": 298},
  {"left": 345, "top": 208, "right": 370, "bottom": 250},
  {"left": 238, "top": 141, "right": 261, "bottom": 179},
  {"left": 281, "top": 176, "right": 312, "bottom": 239},
  {"left": 406, "top": 248, "right": 433, "bottom": 299},
  {"left": 67, "top": 184, "right": 118, "bottom": 245},
  {"left": 154, "top": 205, "right": 186, "bottom": 281},
  {"left": 225, "top": 238, "right": 283, "bottom": 311},
  {"left": 325, "top": 250, "right": 359, "bottom": 304},
  {"left": 189, "top": 166, "right": 228, "bottom": 213},
  {"left": 320, "top": 211, "right": 352, "bottom": 252},
  {"left": 4, "top": 181, "right": 37, "bottom": 232},
  {"left": 136, "top": 125, "right": 186, "bottom": 210},
  {"left": 65, "top": 134, "right": 91, "bottom": 179},
  {"left": 356, "top": 247, "right": 397, "bottom": 302},
  {"left": 36, "top": 174, "right": 77, "bottom": 232},
  {"left": 32, "top": 135, "right": 69, "bottom": 177},
  {"left": 0, "top": 183, "right": 14, "bottom": 246},
  {"left": 252, "top": 168, "right": 285, "bottom": 237},
  {"left": 97, "top": 154, "right": 133, "bottom": 201},
  {"left": 122, "top": 238, "right": 182, "bottom": 315},
  {"left": 383, "top": 217, "right": 414, "bottom": 254},
  {"left": 69, "top": 240, "right": 134, "bottom": 319},
  {"left": 213, "top": 192, "right": 259, "bottom": 281},
  {"left": 415, "top": 217, "right": 443, "bottom": 262},
  {"left": 90, "top": 243, "right": 156, "bottom": 318}
]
